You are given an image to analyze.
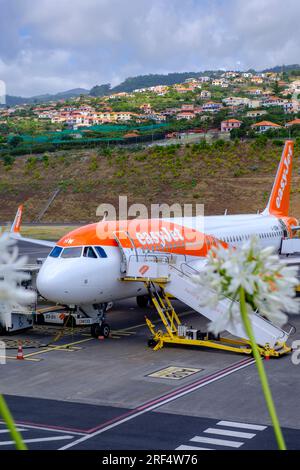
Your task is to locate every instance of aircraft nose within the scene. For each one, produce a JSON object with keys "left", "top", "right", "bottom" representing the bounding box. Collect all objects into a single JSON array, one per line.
[{"left": 36, "top": 258, "right": 82, "bottom": 304}]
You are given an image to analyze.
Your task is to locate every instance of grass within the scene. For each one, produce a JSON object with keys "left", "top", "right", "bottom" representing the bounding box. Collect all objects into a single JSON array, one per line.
[
  {"left": 1, "top": 225, "right": 80, "bottom": 240},
  {"left": 0, "top": 141, "right": 299, "bottom": 223},
  {"left": 21, "top": 225, "right": 80, "bottom": 240}
]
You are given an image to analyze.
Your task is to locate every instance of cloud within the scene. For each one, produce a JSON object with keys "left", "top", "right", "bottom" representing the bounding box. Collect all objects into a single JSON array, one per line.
[{"left": 0, "top": 0, "right": 299, "bottom": 96}]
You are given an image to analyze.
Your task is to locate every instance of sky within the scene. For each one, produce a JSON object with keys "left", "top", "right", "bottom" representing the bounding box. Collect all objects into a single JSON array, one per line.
[{"left": 0, "top": 0, "right": 299, "bottom": 97}]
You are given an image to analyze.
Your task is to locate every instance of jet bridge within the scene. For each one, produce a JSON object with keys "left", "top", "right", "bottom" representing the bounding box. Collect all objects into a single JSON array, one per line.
[{"left": 115, "top": 232, "right": 294, "bottom": 357}]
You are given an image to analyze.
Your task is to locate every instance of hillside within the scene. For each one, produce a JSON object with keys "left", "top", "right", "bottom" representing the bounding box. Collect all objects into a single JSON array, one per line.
[
  {"left": 4, "top": 88, "right": 90, "bottom": 107},
  {"left": 0, "top": 142, "right": 299, "bottom": 225},
  {"left": 3, "top": 63, "right": 300, "bottom": 105},
  {"left": 262, "top": 64, "right": 300, "bottom": 73}
]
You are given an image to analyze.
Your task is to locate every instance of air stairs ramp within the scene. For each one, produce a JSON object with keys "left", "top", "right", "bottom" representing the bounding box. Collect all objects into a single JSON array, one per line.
[
  {"left": 114, "top": 231, "right": 291, "bottom": 349},
  {"left": 165, "top": 263, "right": 290, "bottom": 349}
]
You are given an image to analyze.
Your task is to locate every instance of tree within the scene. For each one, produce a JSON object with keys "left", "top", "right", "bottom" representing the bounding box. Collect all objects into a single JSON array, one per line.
[
  {"left": 8, "top": 135, "right": 23, "bottom": 147},
  {"left": 90, "top": 84, "right": 111, "bottom": 97},
  {"left": 272, "top": 81, "right": 282, "bottom": 96}
]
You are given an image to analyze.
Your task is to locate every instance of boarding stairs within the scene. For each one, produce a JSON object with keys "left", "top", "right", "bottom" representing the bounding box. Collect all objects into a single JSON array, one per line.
[{"left": 114, "top": 231, "right": 293, "bottom": 355}]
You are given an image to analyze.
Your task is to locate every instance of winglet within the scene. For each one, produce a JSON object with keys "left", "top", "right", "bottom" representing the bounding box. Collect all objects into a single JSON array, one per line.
[
  {"left": 263, "top": 140, "right": 294, "bottom": 217},
  {"left": 10, "top": 205, "right": 23, "bottom": 236}
]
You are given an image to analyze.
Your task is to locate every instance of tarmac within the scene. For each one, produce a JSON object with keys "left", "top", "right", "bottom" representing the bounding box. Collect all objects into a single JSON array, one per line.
[{"left": 0, "top": 240, "right": 300, "bottom": 450}]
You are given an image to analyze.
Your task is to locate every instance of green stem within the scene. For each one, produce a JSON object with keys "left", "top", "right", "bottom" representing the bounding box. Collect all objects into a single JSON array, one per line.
[
  {"left": 239, "top": 287, "right": 286, "bottom": 450},
  {"left": 0, "top": 395, "right": 27, "bottom": 450}
]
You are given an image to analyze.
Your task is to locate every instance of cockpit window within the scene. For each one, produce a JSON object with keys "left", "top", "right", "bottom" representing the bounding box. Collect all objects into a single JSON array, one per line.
[
  {"left": 61, "top": 247, "right": 82, "bottom": 258},
  {"left": 83, "top": 246, "right": 97, "bottom": 259},
  {"left": 95, "top": 246, "right": 108, "bottom": 258},
  {"left": 49, "top": 246, "right": 63, "bottom": 258}
]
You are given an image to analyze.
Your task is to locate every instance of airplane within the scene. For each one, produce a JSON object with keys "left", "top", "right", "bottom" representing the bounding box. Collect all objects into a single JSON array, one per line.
[{"left": 8, "top": 140, "right": 299, "bottom": 339}]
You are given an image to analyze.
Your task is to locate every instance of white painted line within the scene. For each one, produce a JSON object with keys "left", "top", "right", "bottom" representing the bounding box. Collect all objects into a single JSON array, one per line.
[
  {"left": 0, "top": 421, "right": 86, "bottom": 436},
  {"left": 191, "top": 436, "right": 243, "bottom": 448},
  {"left": 59, "top": 359, "right": 255, "bottom": 451},
  {"left": 0, "top": 435, "right": 74, "bottom": 446},
  {"left": 217, "top": 420, "right": 267, "bottom": 431},
  {"left": 0, "top": 429, "right": 27, "bottom": 434},
  {"left": 204, "top": 428, "right": 255, "bottom": 439},
  {"left": 176, "top": 445, "right": 213, "bottom": 451}
]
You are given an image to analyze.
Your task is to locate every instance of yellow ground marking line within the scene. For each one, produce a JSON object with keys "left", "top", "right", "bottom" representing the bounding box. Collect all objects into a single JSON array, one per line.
[
  {"left": 112, "top": 331, "right": 136, "bottom": 336},
  {"left": 15, "top": 310, "right": 195, "bottom": 359},
  {"left": 117, "top": 309, "right": 195, "bottom": 333},
  {"left": 23, "top": 338, "right": 94, "bottom": 358}
]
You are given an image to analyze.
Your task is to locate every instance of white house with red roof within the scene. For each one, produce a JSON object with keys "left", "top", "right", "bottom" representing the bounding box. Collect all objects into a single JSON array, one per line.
[
  {"left": 221, "top": 119, "right": 242, "bottom": 133},
  {"left": 286, "top": 118, "right": 300, "bottom": 127},
  {"left": 251, "top": 121, "right": 282, "bottom": 133}
]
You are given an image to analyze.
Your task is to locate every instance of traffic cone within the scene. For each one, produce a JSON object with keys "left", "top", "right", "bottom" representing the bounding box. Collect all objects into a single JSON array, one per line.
[{"left": 16, "top": 343, "right": 24, "bottom": 360}]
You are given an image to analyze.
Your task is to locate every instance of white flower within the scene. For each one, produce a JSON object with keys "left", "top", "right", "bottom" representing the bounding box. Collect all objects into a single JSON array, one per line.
[
  {"left": 193, "top": 237, "right": 299, "bottom": 335},
  {"left": 0, "top": 234, "right": 36, "bottom": 326}
]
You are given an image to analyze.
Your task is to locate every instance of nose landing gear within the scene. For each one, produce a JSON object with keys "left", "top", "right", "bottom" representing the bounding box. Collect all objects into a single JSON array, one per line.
[
  {"left": 90, "top": 303, "right": 112, "bottom": 339},
  {"left": 91, "top": 322, "right": 111, "bottom": 339}
]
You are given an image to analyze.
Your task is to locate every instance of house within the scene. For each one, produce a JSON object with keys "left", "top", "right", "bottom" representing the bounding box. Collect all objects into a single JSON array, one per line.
[
  {"left": 176, "top": 112, "right": 195, "bottom": 120},
  {"left": 251, "top": 76, "right": 264, "bottom": 85},
  {"left": 181, "top": 104, "right": 195, "bottom": 112},
  {"left": 282, "top": 101, "right": 295, "bottom": 114},
  {"left": 198, "top": 76, "right": 211, "bottom": 83},
  {"left": 212, "top": 79, "right": 226, "bottom": 86},
  {"left": 286, "top": 118, "right": 300, "bottom": 127},
  {"left": 251, "top": 121, "right": 282, "bottom": 133},
  {"left": 246, "top": 110, "right": 267, "bottom": 118},
  {"left": 223, "top": 97, "right": 249, "bottom": 107},
  {"left": 202, "top": 101, "right": 223, "bottom": 112},
  {"left": 248, "top": 99, "right": 262, "bottom": 109},
  {"left": 222, "top": 71, "right": 240, "bottom": 79},
  {"left": 262, "top": 96, "right": 285, "bottom": 107},
  {"left": 164, "top": 108, "right": 178, "bottom": 116},
  {"left": 200, "top": 90, "right": 211, "bottom": 99},
  {"left": 140, "top": 104, "right": 153, "bottom": 113},
  {"left": 221, "top": 119, "right": 242, "bottom": 133},
  {"left": 146, "top": 113, "right": 166, "bottom": 122},
  {"left": 174, "top": 86, "right": 190, "bottom": 94},
  {"left": 289, "top": 80, "right": 300, "bottom": 94}
]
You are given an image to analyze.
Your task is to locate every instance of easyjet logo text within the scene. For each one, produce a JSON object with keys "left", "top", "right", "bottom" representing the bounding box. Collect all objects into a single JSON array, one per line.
[
  {"left": 136, "top": 228, "right": 185, "bottom": 248},
  {"left": 276, "top": 146, "right": 292, "bottom": 210}
]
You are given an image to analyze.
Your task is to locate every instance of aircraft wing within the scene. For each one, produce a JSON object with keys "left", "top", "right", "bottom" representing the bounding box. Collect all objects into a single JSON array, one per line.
[{"left": 9, "top": 205, "right": 56, "bottom": 249}]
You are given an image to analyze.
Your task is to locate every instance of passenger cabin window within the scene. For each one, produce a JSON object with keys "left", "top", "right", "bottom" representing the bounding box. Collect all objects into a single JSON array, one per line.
[
  {"left": 95, "top": 247, "right": 108, "bottom": 258},
  {"left": 61, "top": 247, "right": 82, "bottom": 258},
  {"left": 83, "top": 247, "right": 97, "bottom": 259},
  {"left": 49, "top": 246, "right": 63, "bottom": 258}
]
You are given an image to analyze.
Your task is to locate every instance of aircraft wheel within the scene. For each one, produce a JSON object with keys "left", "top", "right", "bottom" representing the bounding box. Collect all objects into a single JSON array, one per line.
[
  {"left": 100, "top": 323, "right": 111, "bottom": 339},
  {"left": 91, "top": 323, "right": 111, "bottom": 339},
  {"left": 136, "top": 295, "right": 150, "bottom": 308}
]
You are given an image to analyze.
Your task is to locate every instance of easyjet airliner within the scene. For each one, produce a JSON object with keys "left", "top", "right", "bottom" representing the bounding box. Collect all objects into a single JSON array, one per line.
[{"left": 9, "top": 140, "right": 299, "bottom": 337}]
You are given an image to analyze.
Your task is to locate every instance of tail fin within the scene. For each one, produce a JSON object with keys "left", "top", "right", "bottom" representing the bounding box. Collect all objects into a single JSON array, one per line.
[
  {"left": 263, "top": 140, "right": 294, "bottom": 217},
  {"left": 10, "top": 205, "right": 23, "bottom": 236}
]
